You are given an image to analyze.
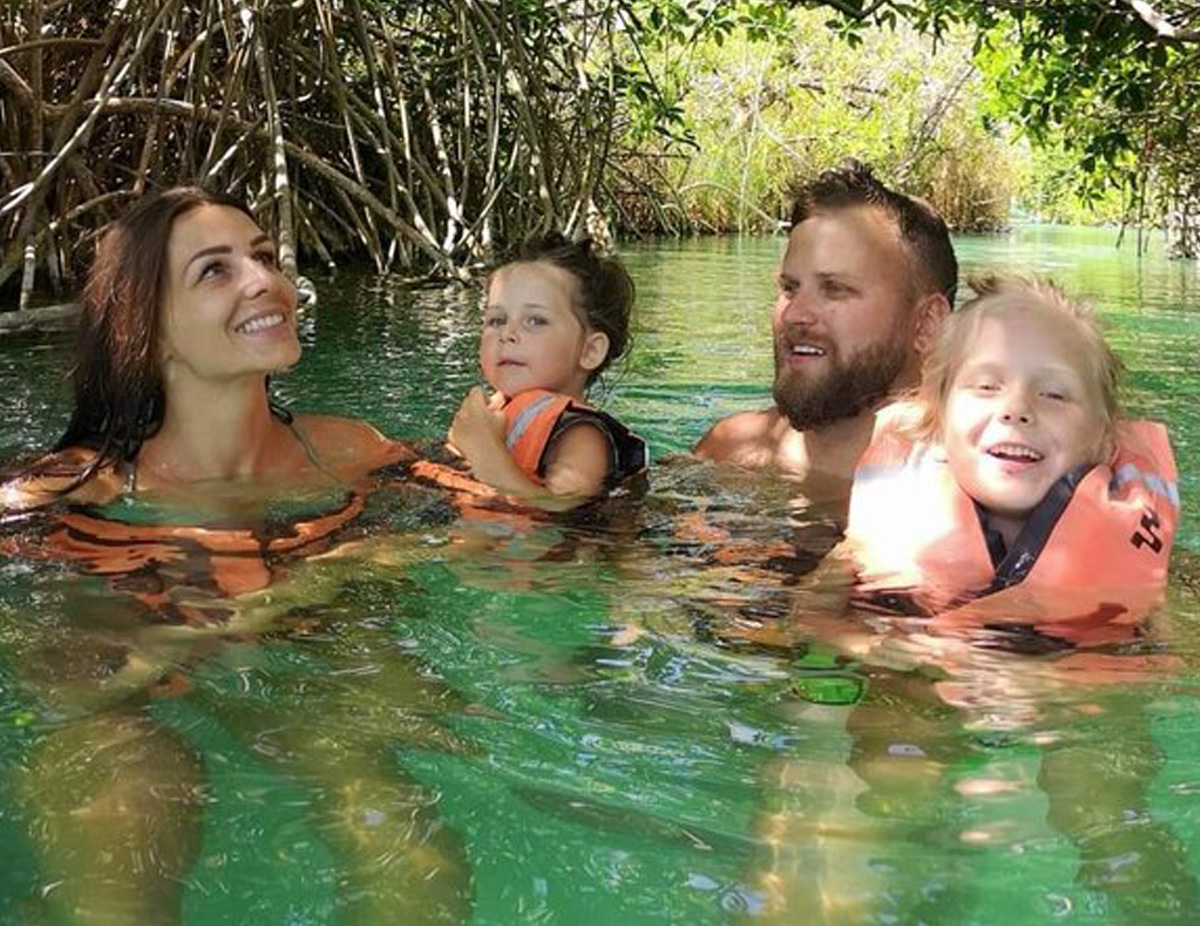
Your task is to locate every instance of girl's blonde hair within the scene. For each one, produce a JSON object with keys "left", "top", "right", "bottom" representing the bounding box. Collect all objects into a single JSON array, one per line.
[{"left": 908, "top": 273, "right": 1123, "bottom": 455}]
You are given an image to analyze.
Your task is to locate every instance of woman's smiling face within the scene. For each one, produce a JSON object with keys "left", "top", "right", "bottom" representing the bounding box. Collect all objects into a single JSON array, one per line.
[
  {"left": 159, "top": 204, "right": 300, "bottom": 384},
  {"left": 941, "top": 306, "right": 1108, "bottom": 532}
]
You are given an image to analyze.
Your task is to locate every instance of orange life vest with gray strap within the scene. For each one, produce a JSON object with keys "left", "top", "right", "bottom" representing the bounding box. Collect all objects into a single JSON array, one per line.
[
  {"left": 503, "top": 389, "right": 647, "bottom": 486},
  {"left": 845, "top": 418, "right": 1179, "bottom": 625},
  {"left": 405, "top": 391, "right": 646, "bottom": 513}
]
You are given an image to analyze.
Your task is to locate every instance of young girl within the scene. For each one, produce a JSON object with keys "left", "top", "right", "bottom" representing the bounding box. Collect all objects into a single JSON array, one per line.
[
  {"left": 845, "top": 274, "right": 1178, "bottom": 621},
  {"left": 440, "top": 233, "right": 646, "bottom": 508}
]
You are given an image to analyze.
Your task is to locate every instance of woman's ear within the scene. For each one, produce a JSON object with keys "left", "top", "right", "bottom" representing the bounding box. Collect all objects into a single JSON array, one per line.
[{"left": 579, "top": 330, "right": 610, "bottom": 372}]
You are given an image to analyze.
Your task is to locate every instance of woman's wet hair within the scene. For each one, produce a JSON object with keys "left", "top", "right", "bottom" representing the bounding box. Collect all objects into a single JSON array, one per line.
[
  {"left": 51, "top": 186, "right": 285, "bottom": 483},
  {"left": 508, "top": 232, "right": 635, "bottom": 385},
  {"left": 911, "top": 272, "right": 1123, "bottom": 455}
]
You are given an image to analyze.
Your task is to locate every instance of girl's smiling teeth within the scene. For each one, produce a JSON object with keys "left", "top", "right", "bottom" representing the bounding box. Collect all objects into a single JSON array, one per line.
[{"left": 987, "top": 442, "right": 1044, "bottom": 463}]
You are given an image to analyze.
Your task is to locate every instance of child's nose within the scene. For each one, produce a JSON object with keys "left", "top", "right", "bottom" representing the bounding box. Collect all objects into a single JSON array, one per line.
[{"left": 999, "top": 395, "right": 1034, "bottom": 425}]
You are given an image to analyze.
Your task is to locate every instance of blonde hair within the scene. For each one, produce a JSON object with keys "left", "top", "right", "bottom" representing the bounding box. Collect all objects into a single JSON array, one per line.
[{"left": 908, "top": 273, "right": 1123, "bottom": 456}]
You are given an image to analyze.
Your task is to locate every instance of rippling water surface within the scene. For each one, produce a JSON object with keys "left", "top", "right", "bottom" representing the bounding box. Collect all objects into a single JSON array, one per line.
[{"left": 1, "top": 226, "right": 1198, "bottom": 925}]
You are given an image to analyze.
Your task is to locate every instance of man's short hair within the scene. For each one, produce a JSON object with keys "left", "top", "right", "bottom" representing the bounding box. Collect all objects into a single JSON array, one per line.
[{"left": 788, "top": 159, "right": 958, "bottom": 305}]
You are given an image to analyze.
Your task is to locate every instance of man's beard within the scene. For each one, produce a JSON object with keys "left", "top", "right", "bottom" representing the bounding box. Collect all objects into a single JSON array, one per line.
[{"left": 773, "top": 337, "right": 909, "bottom": 431}]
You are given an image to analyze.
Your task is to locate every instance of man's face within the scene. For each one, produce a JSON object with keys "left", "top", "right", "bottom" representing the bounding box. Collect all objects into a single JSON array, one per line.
[{"left": 771, "top": 206, "right": 927, "bottom": 431}]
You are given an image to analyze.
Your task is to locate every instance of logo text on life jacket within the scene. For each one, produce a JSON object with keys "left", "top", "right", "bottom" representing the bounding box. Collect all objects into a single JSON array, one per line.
[{"left": 1130, "top": 509, "right": 1163, "bottom": 554}]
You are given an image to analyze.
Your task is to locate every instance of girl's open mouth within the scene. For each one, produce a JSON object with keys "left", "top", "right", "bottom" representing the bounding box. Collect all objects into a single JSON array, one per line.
[{"left": 987, "top": 443, "right": 1044, "bottom": 463}]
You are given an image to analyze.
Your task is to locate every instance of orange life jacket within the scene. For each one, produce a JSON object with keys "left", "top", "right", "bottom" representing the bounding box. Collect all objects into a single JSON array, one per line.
[
  {"left": 42, "top": 490, "right": 366, "bottom": 604},
  {"left": 845, "top": 418, "right": 1179, "bottom": 628},
  {"left": 409, "top": 389, "right": 646, "bottom": 504},
  {"left": 4, "top": 490, "right": 368, "bottom": 695},
  {"left": 503, "top": 389, "right": 647, "bottom": 486}
]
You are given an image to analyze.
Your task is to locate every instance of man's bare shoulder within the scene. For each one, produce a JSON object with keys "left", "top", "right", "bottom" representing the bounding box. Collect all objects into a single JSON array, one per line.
[{"left": 693, "top": 409, "right": 792, "bottom": 468}]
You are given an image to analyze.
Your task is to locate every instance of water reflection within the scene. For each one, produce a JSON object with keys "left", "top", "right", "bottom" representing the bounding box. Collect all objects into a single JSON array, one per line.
[
  {"left": 1, "top": 485, "right": 471, "bottom": 925},
  {"left": 592, "top": 458, "right": 1200, "bottom": 925}
]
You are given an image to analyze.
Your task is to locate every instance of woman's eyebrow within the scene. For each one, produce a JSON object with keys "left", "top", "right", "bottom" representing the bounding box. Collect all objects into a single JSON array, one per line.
[
  {"left": 183, "top": 245, "right": 231, "bottom": 273},
  {"left": 184, "top": 235, "right": 273, "bottom": 272}
]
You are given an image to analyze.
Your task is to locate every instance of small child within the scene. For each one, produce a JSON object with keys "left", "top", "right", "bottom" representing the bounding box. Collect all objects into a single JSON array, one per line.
[
  {"left": 846, "top": 274, "right": 1178, "bottom": 619},
  {"left": 445, "top": 233, "right": 646, "bottom": 508}
]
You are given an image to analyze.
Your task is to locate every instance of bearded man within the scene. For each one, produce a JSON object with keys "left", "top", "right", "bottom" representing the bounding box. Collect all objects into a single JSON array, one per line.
[{"left": 694, "top": 161, "right": 958, "bottom": 495}]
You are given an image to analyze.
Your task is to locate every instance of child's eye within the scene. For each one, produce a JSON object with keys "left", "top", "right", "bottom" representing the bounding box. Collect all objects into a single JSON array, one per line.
[
  {"left": 483, "top": 315, "right": 505, "bottom": 328},
  {"left": 971, "top": 381, "right": 1000, "bottom": 393},
  {"left": 1041, "top": 389, "right": 1068, "bottom": 401},
  {"left": 525, "top": 314, "right": 549, "bottom": 327}
]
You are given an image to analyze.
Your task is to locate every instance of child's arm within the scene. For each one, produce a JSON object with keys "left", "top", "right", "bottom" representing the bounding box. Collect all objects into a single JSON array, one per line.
[{"left": 447, "top": 387, "right": 609, "bottom": 510}]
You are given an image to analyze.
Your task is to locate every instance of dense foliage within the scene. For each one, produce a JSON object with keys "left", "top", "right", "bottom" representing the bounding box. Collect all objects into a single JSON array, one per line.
[
  {"left": 1, "top": 0, "right": 1195, "bottom": 310},
  {"left": 0, "top": 0, "right": 649, "bottom": 305},
  {"left": 615, "top": 0, "right": 1199, "bottom": 251},
  {"left": 614, "top": 7, "right": 1019, "bottom": 233},
  {"left": 825, "top": 0, "right": 1200, "bottom": 255}
]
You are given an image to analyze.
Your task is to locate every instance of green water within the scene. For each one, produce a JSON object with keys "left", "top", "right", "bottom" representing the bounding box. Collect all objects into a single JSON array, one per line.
[{"left": 1, "top": 225, "right": 1198, "bottom": 925}]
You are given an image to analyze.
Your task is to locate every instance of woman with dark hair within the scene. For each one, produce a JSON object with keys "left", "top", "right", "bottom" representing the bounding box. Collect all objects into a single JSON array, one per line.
[
  {"left": 4, "top": 186, "right": 399, "bottom": 508},
  {"left": 1, "top": 188, "right": 470, "bottom": 925}
]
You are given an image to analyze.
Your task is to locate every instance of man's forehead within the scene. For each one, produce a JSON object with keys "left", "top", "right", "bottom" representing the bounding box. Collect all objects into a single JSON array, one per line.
[{"left": 786, "top": 205, "right": 905, "bottom": 261}]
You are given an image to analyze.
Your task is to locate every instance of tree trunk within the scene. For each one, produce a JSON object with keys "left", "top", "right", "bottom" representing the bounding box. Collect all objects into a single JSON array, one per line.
[{"left": 1165, "top": 180, "right": 1199, "bottom": 260}]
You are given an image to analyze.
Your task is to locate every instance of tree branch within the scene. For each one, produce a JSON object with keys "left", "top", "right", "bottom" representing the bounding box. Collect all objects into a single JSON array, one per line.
[{"left": 1123, "top": 0, "right": 1200, "bottom": 40}]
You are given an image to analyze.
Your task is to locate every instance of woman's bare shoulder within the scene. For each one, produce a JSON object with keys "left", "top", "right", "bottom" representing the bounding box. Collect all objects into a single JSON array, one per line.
[
  {"left": 292, "top": 414, "right": 413, "bottom": 471},
  {"left": 1, "top": 447, "right": 124, "bottom": 511}
]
